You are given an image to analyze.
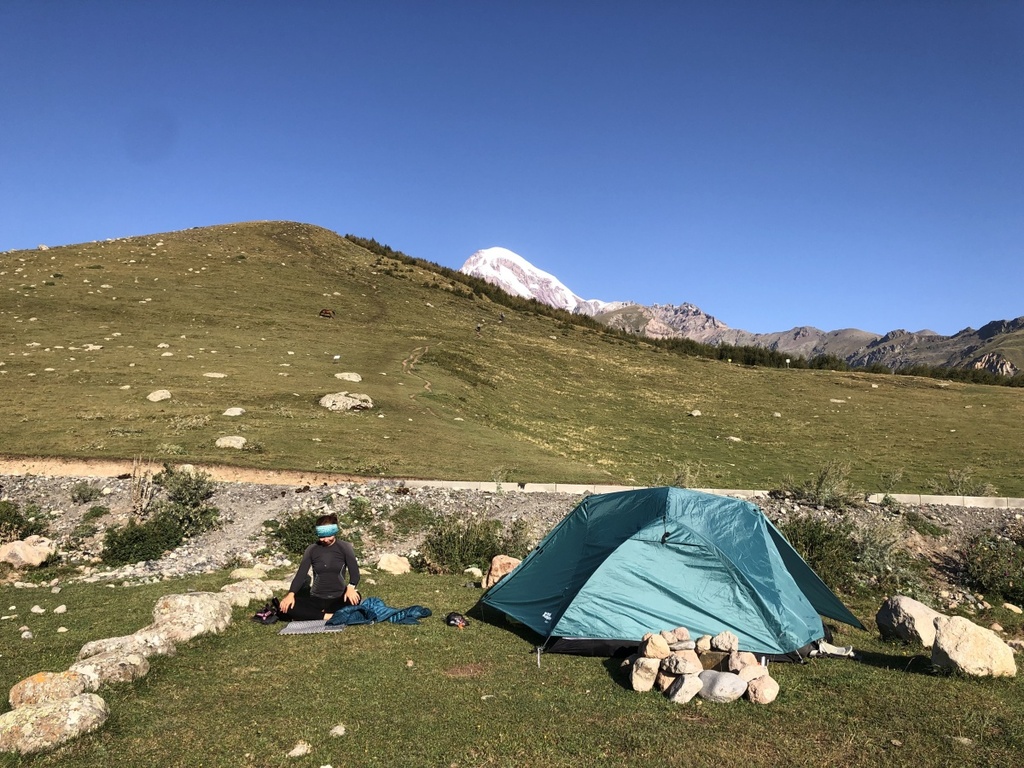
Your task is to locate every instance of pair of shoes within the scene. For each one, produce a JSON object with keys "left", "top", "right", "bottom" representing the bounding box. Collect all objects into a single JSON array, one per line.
[{"left": 252, "top": 603, "right": 279, "bottom": 625}]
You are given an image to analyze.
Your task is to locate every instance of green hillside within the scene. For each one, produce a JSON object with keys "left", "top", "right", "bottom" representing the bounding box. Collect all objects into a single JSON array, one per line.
[{"left": 2, "top": 221, "right": 1022, "bottom": 494}]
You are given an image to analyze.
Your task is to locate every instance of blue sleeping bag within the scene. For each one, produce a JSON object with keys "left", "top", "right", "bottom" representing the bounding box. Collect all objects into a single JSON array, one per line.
[{"left": 325, "top": 596, "right": 432, "bottom": 626}]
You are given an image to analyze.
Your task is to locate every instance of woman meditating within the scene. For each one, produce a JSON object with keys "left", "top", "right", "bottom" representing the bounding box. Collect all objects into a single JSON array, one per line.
[{"left": 278, "top": 513, "right": 361, "bottom": 621}]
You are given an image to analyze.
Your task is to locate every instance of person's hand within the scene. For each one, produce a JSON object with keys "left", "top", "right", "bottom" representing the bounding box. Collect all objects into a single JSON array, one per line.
[
  {"left": 344, "top": 584, "right": 361, "bottom": 605},
  {"left": 279, "top": 593, "right": 295, "bottom": 613}
]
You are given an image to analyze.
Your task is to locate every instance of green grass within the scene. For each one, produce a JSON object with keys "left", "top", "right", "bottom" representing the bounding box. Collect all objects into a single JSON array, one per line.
[
  {"left": 1, "top": 574, "right": 1022, "bottom": 767},
  {"left": 1, "top": 220, "right": 1023, "bottom": 494}
]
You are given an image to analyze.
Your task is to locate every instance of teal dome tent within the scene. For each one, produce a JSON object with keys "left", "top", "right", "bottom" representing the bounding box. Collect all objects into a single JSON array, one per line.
[{"left": 480, "top": 487, "right": 864, "bottom": 657}]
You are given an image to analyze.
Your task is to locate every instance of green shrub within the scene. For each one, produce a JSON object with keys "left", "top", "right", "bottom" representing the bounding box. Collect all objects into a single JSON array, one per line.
[
  {"left": 346, "top": 496, "right": 373, "bottom": 525},
  {"left": 101, "top": 512, "right": 184, "bottom": 566},
  {"left": 961, "top": 532, "right": 1024, "bottom": 603},
  {"left": 0, "top": 500, "right": 48, "bottom": 544},
  {"left": 84, "top": 505, "right": 110, "bottom": 522},
  {"left": 778, "top": 514, "right": 858, "bottom": 592},
  {"left": 390, "top": 502, "right": 438, "bottom": 535},
  {"left": 154, "top": 464, "right": 215, "bottom": 507},
  {"left": 70, "top": 481, "right": 102, "bottom": 504},
  {"left": 928, "top": 467, "right": 998, "bottom": 497},
  {"left": 851, "top": 516, "right": 925, "bottom": 595},
  {"left": 265, "top": 511, "right": 364, "bottom": 559},
  {"left": 781, "top": 460, "right": 861, "bottom": 509},
  {"left": 266, "top": 512, "right": 320, "bottom": 558},
  {"left": 154, "top": 500, "right": 220, "bottom": 540},
  {"left": 419, "top": 515, "right": 532, "bottom": 574},
  {"left": 903, "top": 510, "right": 948, "bottom": 537},
  {"left": 150, "top": 464, "right": 219, "bottom": 538}
]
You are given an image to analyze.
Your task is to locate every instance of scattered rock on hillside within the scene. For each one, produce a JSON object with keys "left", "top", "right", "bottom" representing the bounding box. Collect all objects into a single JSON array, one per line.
[
  {"left": 319, "top": 392, "right": 373, "bottom": 412},
  {"left": 223, "top": 407, "right": 245, "bottom": 416},
  {"left": 203, "top": 372, "right": 227, "bottom": 378},
  {"left": 335, "top": 372, "right": 362, "bottom": 382},
  {"left": 146, "top": 390, "right": 171, "bottom": 402},
  {"left": 215, "top": 436, "right": 246, "bottom": 449}
]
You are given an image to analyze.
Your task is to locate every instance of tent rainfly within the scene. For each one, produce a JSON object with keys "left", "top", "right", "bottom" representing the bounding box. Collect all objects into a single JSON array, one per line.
[{"left": 480, "top": 487, "right": 864, "bottom": 657}]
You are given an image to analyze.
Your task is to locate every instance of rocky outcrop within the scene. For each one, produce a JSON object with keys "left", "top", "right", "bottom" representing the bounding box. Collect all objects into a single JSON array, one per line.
[{"left": 968, "top": 352, "right": 1018, "bottom": 377}]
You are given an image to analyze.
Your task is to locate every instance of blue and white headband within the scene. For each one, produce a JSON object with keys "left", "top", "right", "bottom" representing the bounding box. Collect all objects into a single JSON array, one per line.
[{"left": 316, "top": 524, "right": 339, "bottom": 538}]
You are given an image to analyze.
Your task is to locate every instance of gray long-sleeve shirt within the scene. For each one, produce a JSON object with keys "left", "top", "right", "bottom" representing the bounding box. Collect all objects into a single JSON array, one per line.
[{"left": 290, "top": 539, "right": 360, "bottom": 599}]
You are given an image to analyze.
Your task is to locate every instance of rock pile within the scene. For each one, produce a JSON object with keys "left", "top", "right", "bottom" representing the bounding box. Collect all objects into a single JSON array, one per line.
[
  {"left": 0, "top": 574, "right": 286, "bottom": 755},
  {"left": 627, "top": 627, "right": 779, "bottom": 705}
]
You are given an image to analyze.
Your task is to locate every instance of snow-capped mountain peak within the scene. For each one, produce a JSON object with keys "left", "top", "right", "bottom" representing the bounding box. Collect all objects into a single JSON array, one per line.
[{"left": 460, "top": 247, "right": 614, "bottom": 314}]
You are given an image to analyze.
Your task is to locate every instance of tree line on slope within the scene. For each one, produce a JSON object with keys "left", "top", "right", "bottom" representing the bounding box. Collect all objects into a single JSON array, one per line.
[{"left": 344, "top": 235, "right": 1024, "bottom": 388}]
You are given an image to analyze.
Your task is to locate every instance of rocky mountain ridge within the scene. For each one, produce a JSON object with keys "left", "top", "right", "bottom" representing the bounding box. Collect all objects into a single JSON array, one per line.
[{"left": 460, "top": 248, "right": 1023, "bottom": 375}]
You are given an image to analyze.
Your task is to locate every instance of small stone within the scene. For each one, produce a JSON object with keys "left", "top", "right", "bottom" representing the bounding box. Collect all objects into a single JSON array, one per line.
[
  {"left": 629, "top": 656, "right": 660, "bottom": 692},
  {"left": 21, "top": 631, "right": 33, "bottom": 640},
  {"left": 57, "top": 627, "right": 68, "bottom": 633},
  {"left": 147, "top": 389, "right": 171, "bottom": 402},
  {"left": 30, "top": 605, "right": 45, "bottom": 614},
  {"left": 53, "top": 605, "right": 67, "bottom": 614},
  {"left": 710, "top": 631, "right": 739, "bottom": 652},
  {"left": 639, "top": 633, "right": 671, "bottom": 659},
  {"left": 330, "top": 724, "right": 346, "bottom": 737},
  {"left": 745, "top": 674, "right": 780, "bottom": 704},
  {"left": 287, "top": 740, "right": 312, "bottom": 757}
]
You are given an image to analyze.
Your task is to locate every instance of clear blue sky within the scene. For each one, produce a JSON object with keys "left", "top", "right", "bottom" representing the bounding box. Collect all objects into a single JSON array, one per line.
[{"left": 2, "top": 2, "right": 1022, "bottom": 335}]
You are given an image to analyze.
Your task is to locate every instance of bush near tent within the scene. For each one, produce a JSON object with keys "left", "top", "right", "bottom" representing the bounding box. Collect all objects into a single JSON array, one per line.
[{"left": 479, "top": 487, "right": 864, "bottom": 657}]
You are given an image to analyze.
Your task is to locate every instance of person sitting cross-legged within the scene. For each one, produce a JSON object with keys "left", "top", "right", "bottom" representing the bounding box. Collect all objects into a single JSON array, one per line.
[{"left": 277, "top": 513, "right": 360, "bottom": 621}]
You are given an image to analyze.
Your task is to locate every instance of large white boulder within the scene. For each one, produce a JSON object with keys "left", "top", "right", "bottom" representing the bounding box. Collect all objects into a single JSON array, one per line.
[
  {"left": 0, "top": 536, "right": 56, "bottom": 568},
  {"left": 931, "top": 615, "right": 1017, "bottom": 677},
  {"left": 319, "top": 392, "right": 373, "bottom": 412},
  {"left": 376, "top": 553, "right": 411, "bottom": 575},
  {"left": 876, "top": 595, "right": 945, "bottom": 648},
  {"left": 697, "top": 670, "right": 747, "bottom": 703}
]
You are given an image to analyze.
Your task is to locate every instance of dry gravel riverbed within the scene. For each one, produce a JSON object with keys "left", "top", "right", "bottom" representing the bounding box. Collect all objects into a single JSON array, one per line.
[{"left": 1, "top": 461, "right": 1021, "bottom": 595}]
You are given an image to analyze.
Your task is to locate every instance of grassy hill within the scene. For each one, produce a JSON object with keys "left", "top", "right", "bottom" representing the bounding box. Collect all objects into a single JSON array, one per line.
[{"left": 2, "top": 221, "right": 1022, "bottom": 495}]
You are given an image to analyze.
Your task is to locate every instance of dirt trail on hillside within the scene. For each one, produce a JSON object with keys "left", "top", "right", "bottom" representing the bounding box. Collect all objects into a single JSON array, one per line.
[{"left": 0, "top": 455, "right": 366, "bottom": 487}]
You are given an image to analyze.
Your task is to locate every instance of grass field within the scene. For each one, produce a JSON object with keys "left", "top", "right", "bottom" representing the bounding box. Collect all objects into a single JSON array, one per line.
[
  {"left": 1, "top": 571, "right": 1022, "bottom": 768},
  {"left": 2, "top": 221, "right": 1021, "bottom": 495}
]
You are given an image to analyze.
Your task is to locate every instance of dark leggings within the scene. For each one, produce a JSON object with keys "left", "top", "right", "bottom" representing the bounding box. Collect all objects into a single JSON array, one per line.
[{"left": 278, "top": 591, "right": 348, "bottom": 622}]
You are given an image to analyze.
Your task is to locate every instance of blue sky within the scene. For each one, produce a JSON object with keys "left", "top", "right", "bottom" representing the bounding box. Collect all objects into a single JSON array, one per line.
[{"left": 2, "top": 2, "right": 1021, "bottom": 335}]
